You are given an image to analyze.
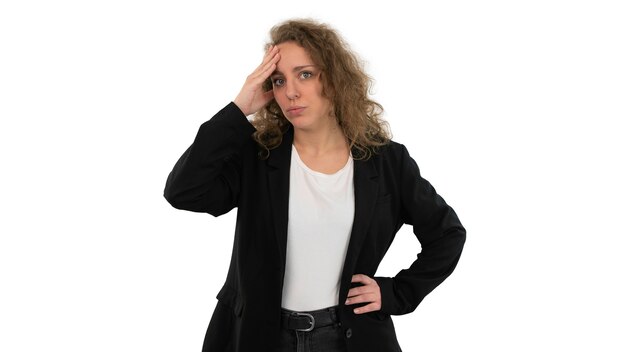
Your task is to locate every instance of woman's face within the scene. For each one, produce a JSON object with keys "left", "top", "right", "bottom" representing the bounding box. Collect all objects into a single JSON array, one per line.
[{"left": 270, "top": 41, "right": 333, "bottom": 132}]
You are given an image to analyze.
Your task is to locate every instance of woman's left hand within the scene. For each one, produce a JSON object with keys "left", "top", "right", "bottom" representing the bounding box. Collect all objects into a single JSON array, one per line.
[{"left": 345, "top": 274, "right": 382, "bottom": 314}]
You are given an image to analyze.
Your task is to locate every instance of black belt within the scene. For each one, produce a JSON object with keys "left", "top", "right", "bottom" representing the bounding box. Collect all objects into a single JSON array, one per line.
[{"left": 281, "top": 306, "right": 339, "bottom": 332}]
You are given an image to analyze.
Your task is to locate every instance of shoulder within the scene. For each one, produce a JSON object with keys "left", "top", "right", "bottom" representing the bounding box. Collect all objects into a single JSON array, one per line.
[
  {"left": 365, "top": 140, "right": 423, "bottom": 179},
  {"left": 372, "top": 140, "right": 411, "bottom": 161}
]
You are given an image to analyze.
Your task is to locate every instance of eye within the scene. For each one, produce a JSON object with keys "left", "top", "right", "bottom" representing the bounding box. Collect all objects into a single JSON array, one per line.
[
  {"left": 299, "top": 71, "right": 313, "bottom": 79},
  {"left": 272, "top": 78, "right": 285, "bottom": 87}
]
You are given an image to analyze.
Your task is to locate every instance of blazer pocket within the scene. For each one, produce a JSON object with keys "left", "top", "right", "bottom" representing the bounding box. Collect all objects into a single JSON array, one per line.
[{"left": 216, "top": 285, "right": 244, "bottom": 317}]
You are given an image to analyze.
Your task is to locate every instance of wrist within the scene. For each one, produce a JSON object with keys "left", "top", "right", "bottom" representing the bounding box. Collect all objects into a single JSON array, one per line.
[{"left": 233, "top": 99, "right": 248, "bottom": 116}]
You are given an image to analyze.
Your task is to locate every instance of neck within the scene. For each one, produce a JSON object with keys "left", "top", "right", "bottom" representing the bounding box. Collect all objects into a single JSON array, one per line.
[{"left": 293, "top": 123, "right": 348, "bottom": 156}]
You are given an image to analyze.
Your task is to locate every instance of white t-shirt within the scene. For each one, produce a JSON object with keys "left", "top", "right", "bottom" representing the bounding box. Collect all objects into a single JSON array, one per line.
[{"left": 281, "top": 145, "right": 355, "bottom": 311}]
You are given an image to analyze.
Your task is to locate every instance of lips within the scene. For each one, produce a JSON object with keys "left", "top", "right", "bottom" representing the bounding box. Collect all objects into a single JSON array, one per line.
[{"left": 286, "top": 106, "right": 306, "bottom": 116}]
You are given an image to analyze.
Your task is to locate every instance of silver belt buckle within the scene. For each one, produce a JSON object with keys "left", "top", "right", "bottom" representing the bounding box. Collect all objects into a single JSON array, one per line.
[{"left": 294, "top": 312, "right": 315, "bottom": 332}]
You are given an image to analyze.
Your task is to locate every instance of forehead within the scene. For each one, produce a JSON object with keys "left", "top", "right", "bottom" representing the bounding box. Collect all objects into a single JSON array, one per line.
[{"left": 275, "top": 41, "right": 315, "bottom": 70}]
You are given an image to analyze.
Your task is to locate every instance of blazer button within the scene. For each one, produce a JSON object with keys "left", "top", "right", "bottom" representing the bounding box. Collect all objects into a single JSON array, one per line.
[{"left": 345, "top": 328, "right": 353, "bottom": 339}]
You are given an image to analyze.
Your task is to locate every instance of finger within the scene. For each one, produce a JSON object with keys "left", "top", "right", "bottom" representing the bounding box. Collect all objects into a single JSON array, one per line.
[
  {"left": 249, "top": 53, "right": 280, "bottom": 83},
  {"left": 264, "top": 44, "right": 278, "bottom": 58},
  {"left": 347, "top": 285, "right": 375, "bottom": 298},
  {"left": 258, "top": 54, "right": 280, "bottom": 78},
  {"left": 258, "top": 45, "right": 276, "bottom": 66},
  {"left": 255, "top": 46, "right": 280, "bottom": 74},
  {"left": 345, "top": 293, "right": 379, "bottom": 305},
  {"left": 353, "top": 302, "right": 382, "bottom": 315},
  {"left": 351, "top": 274, "right": 374, "bottom": 285}
]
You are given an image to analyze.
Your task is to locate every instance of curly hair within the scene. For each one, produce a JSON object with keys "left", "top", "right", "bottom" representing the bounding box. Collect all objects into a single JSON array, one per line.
[{"left": 251, "top": 19, "right": 391, "bottom": 160}]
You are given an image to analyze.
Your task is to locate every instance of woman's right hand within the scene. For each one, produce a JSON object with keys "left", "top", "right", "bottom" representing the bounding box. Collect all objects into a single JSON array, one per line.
[{"left": 233, "top": 45, "right": 280, "bottom": 116}]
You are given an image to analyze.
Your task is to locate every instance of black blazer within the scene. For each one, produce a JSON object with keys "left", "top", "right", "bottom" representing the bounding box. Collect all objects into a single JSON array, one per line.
[{"left": 164, "top": 103, "right": 466, "bottom": 352}]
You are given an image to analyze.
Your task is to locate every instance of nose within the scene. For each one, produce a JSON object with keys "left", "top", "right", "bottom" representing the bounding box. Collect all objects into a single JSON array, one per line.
[{"left": 285, "top": 81, "right": 300, "bottom": 100}]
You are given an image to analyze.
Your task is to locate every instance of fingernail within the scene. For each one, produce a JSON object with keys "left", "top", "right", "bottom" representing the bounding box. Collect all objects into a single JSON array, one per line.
[{"left": 345, "top": 299, "right": 349, "bottom": 304}]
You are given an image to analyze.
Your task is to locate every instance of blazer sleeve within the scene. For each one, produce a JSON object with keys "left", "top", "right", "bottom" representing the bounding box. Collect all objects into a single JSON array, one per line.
[
  {"left": 163, "top": 102, "right": 256, "bottom": 216},
  {"left": 374, "top": 144, "right": 466, "bottom": 315}
]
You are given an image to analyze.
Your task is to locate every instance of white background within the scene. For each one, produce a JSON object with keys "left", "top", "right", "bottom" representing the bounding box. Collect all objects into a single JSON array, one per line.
[{"left": 1, "top": 1, "right": 625, "bottom": 351}]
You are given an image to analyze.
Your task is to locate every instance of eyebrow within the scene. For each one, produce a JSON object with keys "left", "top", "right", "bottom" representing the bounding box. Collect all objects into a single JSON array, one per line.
[{"left": 271, "top": 65, "right": 316, "bottom": 76}]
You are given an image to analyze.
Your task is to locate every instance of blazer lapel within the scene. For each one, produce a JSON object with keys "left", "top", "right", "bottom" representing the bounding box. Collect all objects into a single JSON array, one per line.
[
  {"left": 341, "top": 156, "right": 379, "bottom": 289},
  {"left": 266, "top": 130, "right": 294, "bottom": 271}
]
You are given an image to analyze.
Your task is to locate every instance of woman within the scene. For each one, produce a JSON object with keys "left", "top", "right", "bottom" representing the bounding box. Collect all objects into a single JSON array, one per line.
[{"left": 164, "top": 19, "right": 465, "bottom": 352}]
